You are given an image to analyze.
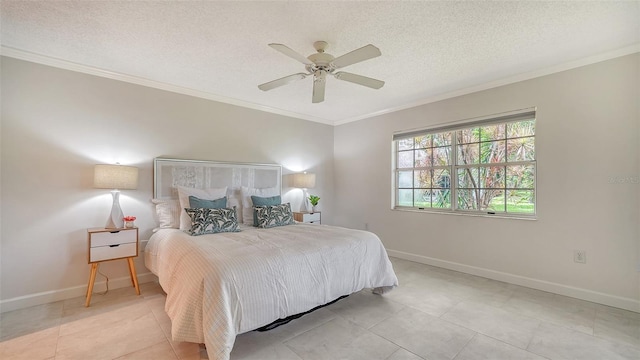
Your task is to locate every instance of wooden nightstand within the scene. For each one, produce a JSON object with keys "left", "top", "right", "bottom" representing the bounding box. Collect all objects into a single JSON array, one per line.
[
  {"left": 293, "top": 211, "right": 321, "bottom": 224},
  {"left": 86, "top": 227, "right": 140, "bottom": 307}
]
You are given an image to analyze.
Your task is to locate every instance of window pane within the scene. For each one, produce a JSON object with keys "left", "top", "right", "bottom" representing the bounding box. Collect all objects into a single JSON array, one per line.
[
  {"left": 433, "top": 146, "right": 451, "bottom": 166},
  {"left": 506, "top": 165, "right": 535, "bottom": 189},
  {"left": 457, "top": 144, "right": 479, "bottom": 165},
  {"left": 480, "top": 124, "right": 506, "bottom": 141},
  {"left": 457, "top": 167, "right": 479, "bottom": 188},
  {"left": 414, "top": 189, "right": 431, "bottom": 208},
  {"left": 507, "top": 137, "right": 535, "bottom": 161},
  {"left": 415, "top": 149, "right": 432, "bottom": 167},
  {"left": 398, "top": 138, "right": 413, "bottom": 150},
  {"left": 433, "top": 132, "right": 452, "bottom": 146},
  {"left": 457, "top": 128, "right": 479, "bottom": 144},
  {"left": 480, "top": 140, "right": 506, "bottom": 163},
  {"left": 398, "top": 171, "right": 413, "bottom": 188},
  {"left": 415, "top": 135, "right": 431, "bottom": 149},
  {"left": 506, "top": 190, "right": 535, "bottom": 214},
  {"left": 415, "top": 170, "right": 432, "bottom": 188},
  {"left": 457, "top": 189, "right": 478, "bottom": 210},
  {"left": 480, "top": 166, "right": 505, "bottom": 188},
  {"left": 432, "top": 189, "right": 451, "bottom": 209},
  {"left": 485, "top": 190, "right": 506, "bottom": 212},
  {"left": 507, "top": 120, "right": 535, "bottom": 138},
  {"left": 397, "top": 189, "right": 413, "bottom": 206},
  {"left": 398, "top": 150, "right": 413, "bottom": 168},
  {"left": 433, "top": 169, "right": 451, "bottom": 189},
  {"left": 476, "top": 189, "right": 504, "bottom": 210}
]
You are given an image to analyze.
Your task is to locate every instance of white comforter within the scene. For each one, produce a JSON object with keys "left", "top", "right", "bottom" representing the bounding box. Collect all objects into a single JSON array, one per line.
[{"left": 145, "top": 224, "right": 398, "bottom": 360}]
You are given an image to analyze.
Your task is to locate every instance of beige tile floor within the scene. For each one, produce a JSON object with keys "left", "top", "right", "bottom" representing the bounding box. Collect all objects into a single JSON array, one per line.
[{"left": 1, "top": 257, "right": 639, "bottom": 360}]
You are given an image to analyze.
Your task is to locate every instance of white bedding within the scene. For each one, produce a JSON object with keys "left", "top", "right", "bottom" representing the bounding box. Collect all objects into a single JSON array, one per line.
[{"left": 145, "top": 224, "right": 398, "bottom": 360}]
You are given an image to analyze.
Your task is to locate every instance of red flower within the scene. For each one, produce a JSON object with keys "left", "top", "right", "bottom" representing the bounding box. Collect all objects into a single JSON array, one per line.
[{"left": 123, "top": 216, "right": 136, "bottom": 221}]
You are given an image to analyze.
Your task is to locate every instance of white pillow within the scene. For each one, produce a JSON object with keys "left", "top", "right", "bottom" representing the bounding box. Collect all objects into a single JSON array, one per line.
[
  {"left": 177, "top": 186, "right": 228, "bottom": 230},
  {"left": 151, "top": 199, "right": 181, "bottom": 231},
  {"left": 240, "top": 186, "right": 279, "bottom": 225},
  {"left": 228, "top": 196, "right": 241, "bottom": 211}
]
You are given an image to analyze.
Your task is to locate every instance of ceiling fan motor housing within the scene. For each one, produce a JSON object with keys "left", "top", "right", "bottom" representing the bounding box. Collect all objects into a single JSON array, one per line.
[{"left": 307, "top": 52, "right": 335, "bottom": 69}]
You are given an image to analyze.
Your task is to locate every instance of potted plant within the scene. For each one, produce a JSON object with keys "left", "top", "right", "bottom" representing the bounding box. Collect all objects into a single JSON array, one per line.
[{"left": 308, "top": 195, "right": 320, "bottom": 212}]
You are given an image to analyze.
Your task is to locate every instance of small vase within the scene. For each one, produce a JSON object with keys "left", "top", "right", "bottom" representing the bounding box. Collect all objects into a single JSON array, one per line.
[
  {"left": 312, "top": 205, "right": 317, "bottom": 213},
  {"left": 124, "top": 221, "right": 135, "bottom": 228}
]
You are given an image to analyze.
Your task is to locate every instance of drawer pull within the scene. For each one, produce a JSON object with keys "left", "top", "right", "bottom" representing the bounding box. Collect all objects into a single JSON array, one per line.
[
  {"left": 109, "top": 231, "right": 121, "bottom": 234},
  {"left": 109, "top": 244, "right": 120, "bottom": 248}
]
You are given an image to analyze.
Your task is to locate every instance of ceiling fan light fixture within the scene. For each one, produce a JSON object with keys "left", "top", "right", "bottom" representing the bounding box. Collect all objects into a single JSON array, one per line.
[{"left": 258, "top": 41, "right": 384, "bottom": 103}]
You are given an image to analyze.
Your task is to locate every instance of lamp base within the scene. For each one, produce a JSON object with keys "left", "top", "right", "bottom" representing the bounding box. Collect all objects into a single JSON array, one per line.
[
  {"left": 300, "top": 189, "right": 311, "bottom": 213},
  {"left": 105, "top": 190, "right": 124, "bottom": 229}
]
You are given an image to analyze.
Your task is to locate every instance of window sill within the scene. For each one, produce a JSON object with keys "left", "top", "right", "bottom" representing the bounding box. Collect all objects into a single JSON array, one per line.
[{"left": 392, "top": 207, "right": 537, "bottom": 221}]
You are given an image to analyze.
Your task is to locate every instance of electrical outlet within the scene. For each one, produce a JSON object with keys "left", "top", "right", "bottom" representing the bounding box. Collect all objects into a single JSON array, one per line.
[{"left": 574, "top": 250, "right": 586, "bottom": 264}]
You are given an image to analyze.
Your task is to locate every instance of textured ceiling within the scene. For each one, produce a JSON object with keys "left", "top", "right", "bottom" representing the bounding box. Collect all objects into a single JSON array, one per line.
[{"left": 1, "top": 1, "right": 639, "bottom": 125}]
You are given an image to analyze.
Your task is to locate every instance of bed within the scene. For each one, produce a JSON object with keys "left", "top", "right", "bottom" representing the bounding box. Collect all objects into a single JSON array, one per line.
[{"left": 145, "top": 158, "right": 398, "bottom": 360}]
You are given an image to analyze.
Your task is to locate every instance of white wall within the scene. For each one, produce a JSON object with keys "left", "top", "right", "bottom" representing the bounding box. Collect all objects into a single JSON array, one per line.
[
  {"left": 2, "top": 54, "right": 638, "bottom": 313},
  {"left": 334, "top": 54, "right": 640, "bottom": 311},
  {"left": 0, "top": 57, "right": 334, "bottom": 310}
]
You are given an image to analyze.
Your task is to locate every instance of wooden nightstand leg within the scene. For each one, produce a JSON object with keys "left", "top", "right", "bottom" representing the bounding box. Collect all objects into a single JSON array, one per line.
[
  {"left": 127, "top": 257, "right": 140, "bottom": 295},
  {"left": 127, "top": 259, "right": 135, "bottom": 287},
  {"left": 85, "top": 266, "right": 92, "bottom": 299},
  {"left": 85, "top": 263, "right": 99, "bottom": 307}
]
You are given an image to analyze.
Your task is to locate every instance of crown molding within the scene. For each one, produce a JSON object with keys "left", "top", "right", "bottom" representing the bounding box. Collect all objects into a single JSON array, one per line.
[
  {"left": 334, "top": 43, "right": 640, "bottom": 126},
  {"left": 3, "top": 44, "right": 638, "bottom": 127},
  {"left": 0, "top": 46, "right": 334, "bottom": 125}
]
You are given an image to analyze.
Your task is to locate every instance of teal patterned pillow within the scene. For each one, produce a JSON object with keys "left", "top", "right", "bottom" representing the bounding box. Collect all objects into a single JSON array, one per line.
[
  {"left": 255, "top": 203, "right": 295, "bottom": 228},
  {"left": 251, "top": 195, "right": 281, "bottom": 226},
  {"left": 184, "top": 207, "right": 240, "bottom": 236}
]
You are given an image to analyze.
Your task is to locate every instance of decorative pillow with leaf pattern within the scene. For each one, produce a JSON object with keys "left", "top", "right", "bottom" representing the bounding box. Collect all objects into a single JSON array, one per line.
[
  {"left": 184, "top": 207, "right": 240, "bottom": 236},
  {"left": 254, "top": 203, "right": 295, "bottom": 228}
]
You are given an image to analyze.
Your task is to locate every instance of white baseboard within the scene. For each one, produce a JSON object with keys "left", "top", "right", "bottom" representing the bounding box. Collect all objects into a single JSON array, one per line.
[
  {"left": 3, "top": 250, "right": 637, "bottom": 314},
  {"left": 0, "top": 272, "right": 158, "bottom": 313},
  {"left": 387, "top": 249, "right": 640, "bottom": 313}
]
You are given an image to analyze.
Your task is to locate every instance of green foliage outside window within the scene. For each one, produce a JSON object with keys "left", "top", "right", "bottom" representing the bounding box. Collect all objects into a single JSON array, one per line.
[{"left": 395, "top": 118, "right": 535, "bottom": 216}]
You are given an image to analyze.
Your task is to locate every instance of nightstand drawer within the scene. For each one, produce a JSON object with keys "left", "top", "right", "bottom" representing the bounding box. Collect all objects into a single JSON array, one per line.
[
  {"left": 304, "top": 212, "right": 321, "bottom": 223},
  {"left": 294, "top": 212, "right": 321, "bottom": 224},
  {"left": 90, "top": 242, "right": 137, "bottom": 262},
  {"left": 90, "top": 229, "right": 136, "bottom": 247}
]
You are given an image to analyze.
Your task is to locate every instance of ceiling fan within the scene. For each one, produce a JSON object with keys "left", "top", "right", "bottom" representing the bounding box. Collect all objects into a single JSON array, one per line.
[{"left": 258, "top": 41, "right": 385, "bottom": 103}]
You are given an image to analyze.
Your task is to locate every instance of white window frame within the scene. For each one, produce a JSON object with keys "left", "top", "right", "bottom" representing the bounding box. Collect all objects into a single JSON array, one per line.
[{"left": 392, "top": 109, "right": 537, "bottom": 219}]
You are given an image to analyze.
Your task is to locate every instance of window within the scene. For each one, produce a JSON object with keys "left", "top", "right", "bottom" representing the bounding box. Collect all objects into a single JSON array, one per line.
[{"left": 393, "top": 111, "right": 536, "bottom": 217}]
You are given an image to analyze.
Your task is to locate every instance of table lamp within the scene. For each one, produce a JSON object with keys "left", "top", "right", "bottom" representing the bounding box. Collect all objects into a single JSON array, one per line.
[
  {"left": 94, "top": 164, "right": 139, "bottom": 229},
  {"left": 292, "top": 172, "right": 316, "bottom": 212}
]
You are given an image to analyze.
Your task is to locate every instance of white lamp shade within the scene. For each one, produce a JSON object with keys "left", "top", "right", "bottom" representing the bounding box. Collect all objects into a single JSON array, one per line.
[
  {"left": 94, "top": 164, "right": 139, "bottom": 190},
  {"left": 292, "top": 172, "right": 316, "bottom": 189}
]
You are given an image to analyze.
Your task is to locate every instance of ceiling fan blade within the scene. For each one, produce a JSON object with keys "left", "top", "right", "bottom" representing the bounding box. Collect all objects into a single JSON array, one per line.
[
  {"left": 268, "top": 43, "right": 313, "bottom": 65},
  {"left": 312, "top": 72, "right": 326, "bottom": 103},
  {"left": 258, "top": 73, "right": 308, "bottom": 91},
  {"left": 334, "top": 71, "right": 385, "bottom": 89},
  {"left": 331, "top": 44, "right": 381, "bottom": 69}
]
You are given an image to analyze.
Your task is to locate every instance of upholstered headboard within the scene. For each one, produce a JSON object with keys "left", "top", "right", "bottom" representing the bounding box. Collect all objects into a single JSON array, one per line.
[{"left": 153, "top": 158, "right": 282, "bottom": 199}]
